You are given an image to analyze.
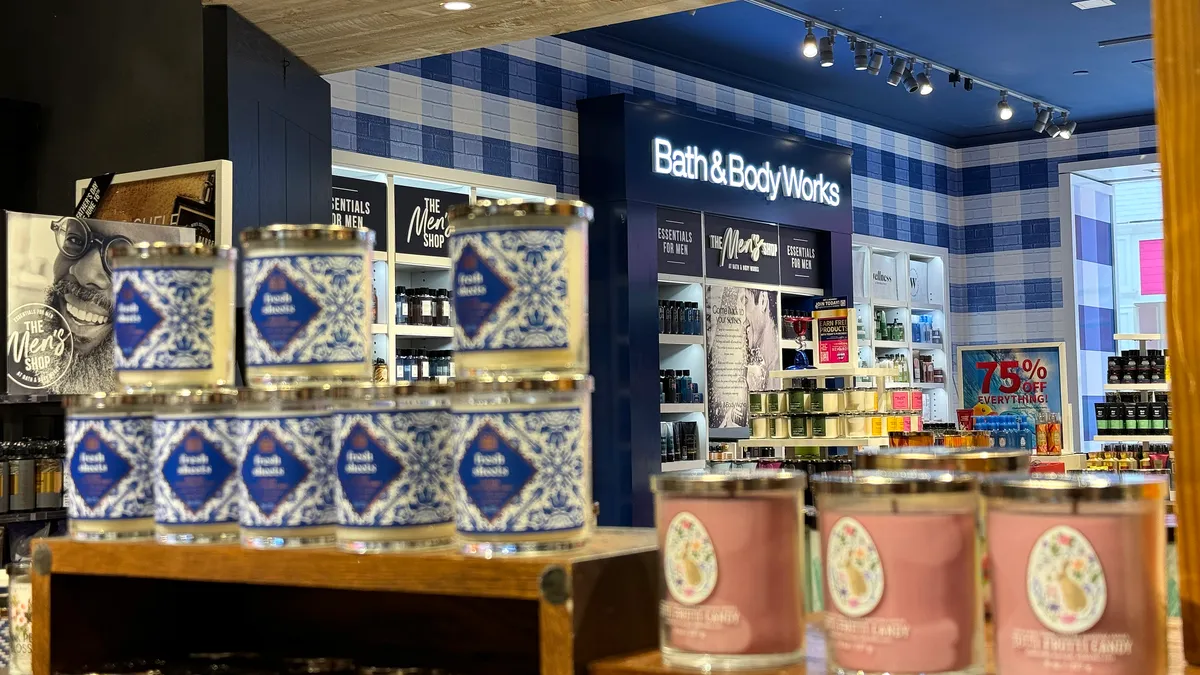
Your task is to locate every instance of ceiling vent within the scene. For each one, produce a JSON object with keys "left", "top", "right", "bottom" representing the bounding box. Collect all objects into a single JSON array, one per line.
[{"left": 1073, "top": 0, "right": 1116, "bottom": 8}]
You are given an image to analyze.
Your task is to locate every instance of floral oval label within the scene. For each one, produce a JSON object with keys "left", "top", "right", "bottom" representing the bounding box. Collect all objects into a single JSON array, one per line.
[
  {"left": 1027, "top": 525, "right": 1107, "bottom": 635},
  {"left": 827, "top": 516, "right": 884, "bottom": 618},
  {"left": 664, "top": 511, "right": 718, "bottom": 605}
]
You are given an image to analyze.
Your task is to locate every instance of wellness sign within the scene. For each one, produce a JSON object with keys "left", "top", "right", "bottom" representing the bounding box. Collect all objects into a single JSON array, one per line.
[{"left": 958, "top": 342, "right": 1067, "bottom": 420}]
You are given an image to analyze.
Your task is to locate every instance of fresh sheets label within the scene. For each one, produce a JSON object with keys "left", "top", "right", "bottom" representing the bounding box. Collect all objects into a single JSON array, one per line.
[
  {"left": 112, "top": 267, "right": 213, "bottom": 371},
  {"left": 454, "top": 408, "right": 587, "bottom": 534},
  {"left": 334, "top": 409, "right": 454, "bottom": 527},
  {"left": 243, "top": 254, "right": 366, "bottom": 366},
  {"left": 450, "top": 228, "right": 570, "bottom": 353},
  {"left": 66, "top": 416, "right": 154, "bottom": 520},
  {"left": 154, "top": 416, "right": 241, "bottom": 524},
  {"left": 238, "top": 415, "right": 334, "bottom": 528}
]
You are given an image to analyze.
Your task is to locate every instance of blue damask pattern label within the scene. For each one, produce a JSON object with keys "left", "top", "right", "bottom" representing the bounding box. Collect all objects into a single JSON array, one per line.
[
  {"left": 450, "top": 228, "right": 570, "bottom": 352},
  {"left": 454, "top": 407, "right": 587, "bottom": 534},
  {"left": 153, "top": 415, "right": 242, "bottom": 524},
  {"left": 243, "top": 254, "right": 367, "bottom": 367},
  {"left": 238, "top": 414, "right": 335, "bottom": 528},
  {"left": 66, "top": 415, "right": 154, "bottom": 520},
  {"left": 334, "top": 409, "right": 453, "bottom": 527},
  {"left": 112, "top": 267, "right": 214, "bottom": 371}
]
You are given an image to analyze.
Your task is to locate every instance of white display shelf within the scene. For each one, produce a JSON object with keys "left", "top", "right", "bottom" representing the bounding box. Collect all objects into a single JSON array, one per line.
[
  {"left": 394, "top": 253, "right": 450, "bottom": 271},
  {"left": 394, "top": 324, "right": 454, "bottom": 338},
  {"left": 874, "top": 340, "right": 908, "bottom": 350},
  {"left": 1103, "top": 383, "right": 1170, "bottom": 392},
  {"left": 911, "top": 343, "right": 947, "bottom": 350},
  {"left": 910, "top": 304, "right": 944, "bottom": 313},
  {"left": 661, "top": 403, "right": 705, "bottom": 414},
  {"left": 660, "top": 459, "right": 707, "bottom": 472},
  {"left": 870, "top": 298, "right": 907, "bottom": 309},
  {"left": 659, "top": 334, "right": 705, "bottom": 346},
  {"left": 737, "top": 437, "right": 890, "bottom": 449},
  {"left": 887, "top": 380, "right": 943, "bottom": 389},
  {"left": 1114, "top": 333, "right": 1163, "bottom": 342},
  {"left": 657, "top": 273, "right": 705, "bottom": 286},
  {"left": 371, "top": 323, "right": 388, "bottom": 333},
  {"left": 1092, "top": 435, "right": 1172, "bottom": 443},
  {"left": 771, "top": 366, "right": 900, "bottom": 380}
]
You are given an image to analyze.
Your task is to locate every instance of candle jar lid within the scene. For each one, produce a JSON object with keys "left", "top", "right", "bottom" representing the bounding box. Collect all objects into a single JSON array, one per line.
[
  {"left": 109, "top": 241, "right": 238, "bottom": 262},
  {"left": 448, "top": 198, "right": 593, "bottom": 223},
  {"left": 813, "top": 470, "right": 976, "bottom": 495},
  {"left": 331, "top": 381, "right": 455, "bottom": 401},
  {"left": 241, "top": 384, "right": 333, "bottom": 403},
  {"left": 981, "top": 472, "right": 1168, "bottom": 502},
  {"left": 151, "top": 387, "right": 239, "bottom": 408},
  {"left": 64, "top": 390, "right": 157, "bottom": 411},
  {"left": 454, "top": 371, "right": 593, "bottom": 394},
  {"left": 855, "top": 447, "right": 1031, "bottom": 473},
  {"left": 652, "top": 470, "right": 806, "bottom": 496},
  {"left": 240, "top": 224, "right": 375, "bottom": 245}
]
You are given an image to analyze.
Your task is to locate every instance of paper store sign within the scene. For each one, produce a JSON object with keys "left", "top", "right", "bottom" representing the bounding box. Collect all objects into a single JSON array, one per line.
[
  {"left": 394, "top": 185, "right": 469, "bottom": 257},
  {"left": 958, "top": 343, "right": 1066, "bottom": 425}
]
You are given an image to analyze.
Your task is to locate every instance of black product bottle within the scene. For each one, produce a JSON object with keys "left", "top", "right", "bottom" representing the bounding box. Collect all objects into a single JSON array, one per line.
[
  {"left": 1122, "top": 395, "right": 1138, "bottom": 435},
  {"left": 1094, "top": 400, "right": 1108, "bottom": 435},
  {"left": 0, "top": 442, "right": 9, "bottom": 514},
  {"left": 9, "top": 442, "right": 33, "bottom": 512},
  {"left": 422, "top": 288, "right": 436, "bottom": 326},
  {"left": 664, "top": 369, "right": 677, "bottom": 404},
  {"left": 659, "top": 370, "right": 667, "bottom": 403},
  {"left": 436, "top": 289, "right": 451, "bottom": 327},
  {"left": 396, "top": 286, "right": 409, "bottom": 325},
  {"left": 416, "top": 349, "right": 430, "bottom": 380},
  {"left": 660, "top": 424, "right": 668, "bottom": 463},
  {"left": 658, "top": 302, "right": 665, "bottom": 334},
  {"left": 35, "top": 440, "right": 62, "bottom": 509}
]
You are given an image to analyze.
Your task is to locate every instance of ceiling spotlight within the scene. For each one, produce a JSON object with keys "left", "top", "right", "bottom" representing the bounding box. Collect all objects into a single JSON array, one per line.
[
  {"left": 949, "top": 70, "right": 961, "bottom": 87},
  {"left": 963, "top": 77, "right": 974, "bottom": 91},
  {"left": 801, "top": 21, "right": 819, "bottom": 58},
  {"left": 867, "top": 50, "right": 884, "bottom": 75},
  {"left": 997, "top": 92, "right": 1013, "bottom": 121},
  {"left": 853, "top": 40, "right": 870, "bottom": 70},
  {"left": 901, "top": 65, "right": 919, "bottom": 93},
  {"left": 1057, "top": 112, "right": 1076, "bottom": 139},
  {"left": 886, "top": 55, "right": 907, "bottom": 86},
  {"left": 916, "top": 63, "right": 933, "bottom": 95},
  {"left": 819, "top": 30, "right": 835, "bottom": 67},
  {"left": 441, "top": 1, "right": 473, "bottom": 9},
  {"left": 1045, "top": 119, "right": 1062, "bottom": 138},
  {"left": 1032, "top": 105, "right": 1051, "bottom": 133}
]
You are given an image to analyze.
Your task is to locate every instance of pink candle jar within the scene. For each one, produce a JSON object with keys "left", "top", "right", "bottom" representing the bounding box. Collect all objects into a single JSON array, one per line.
[
  {"left": 983, "top": 474, "right": 1168, "bottom": 675},
  {"left": 651, "top": 471, "right": 806, "bottom": 670},
  {"left": 814, "top": 471, "right": 983, "bottom": 675}
]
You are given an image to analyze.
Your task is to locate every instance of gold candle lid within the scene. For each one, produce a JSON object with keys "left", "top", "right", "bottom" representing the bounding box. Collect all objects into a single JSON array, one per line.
[
  {"left": 448, "top": 198, "right": 593, "bottom": 223},
  {"left": 109, "top": 241, "right": 238, "bottom": 261},
  {"left": 652, "top": 470, "right": 806, "bottom": 496},
  {"left": 240, "top": 224, "right": 375, "bottom": 246},
  {"left": 64, "top": 390, "right": 158, "bottom": 410},
  {"left": 981, "top": 473, "right": 1169, "bottom": 502},
  {"left": 330, "top": 381, "right": 455, "bottom": 400},
  {"left": 813, "top": 470, "right": 977, "bottom": 495},
  {"left": 855, "top": 447, "right": 1031, "bottom": 473},
  {"left": 455, "top": 371, "right": 592, "bottom": 394}
]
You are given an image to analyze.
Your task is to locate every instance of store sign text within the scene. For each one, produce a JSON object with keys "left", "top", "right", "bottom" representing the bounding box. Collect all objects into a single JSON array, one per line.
[
  {"left": 709, "top": 226, "right": 778, "bottom": 269},
  {"left": 652, "top": 138, "right": 841, "bottom": 206}
]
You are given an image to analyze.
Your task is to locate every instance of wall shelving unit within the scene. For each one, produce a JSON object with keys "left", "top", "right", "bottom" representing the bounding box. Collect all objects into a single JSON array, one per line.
[
  {"left": 1093, "top": 333, "right": 1172, "bottom": 484},
  {"left": 658, "top": 274, "right": 709, "bottom": 472}
]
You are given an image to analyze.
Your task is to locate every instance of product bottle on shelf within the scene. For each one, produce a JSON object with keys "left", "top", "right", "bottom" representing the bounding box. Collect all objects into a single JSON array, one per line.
[
  {"left": 436, "top": 289, "right": 451, "bottom": 327},
  {"left": 396, "top": 286, "right": 408, "bottom": 325},
  {"left": 658, "top": 301, "right": 665, "bottom": 334}
]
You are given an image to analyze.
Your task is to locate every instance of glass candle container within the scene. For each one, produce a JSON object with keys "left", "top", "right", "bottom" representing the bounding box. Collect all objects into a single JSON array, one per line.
[
  {"left": 110, "top": 242, "right": 237, "bottom": 388},
  {"left": 811, "top": 389, "right": 844, "bottom": 413},
  {"left": 846, "top": 388, "right": 878, "bottom": 412},
  {"left": 65, "top": 392, "right": 156, "bottom": 541},
  {"left": 770, "top": 416, "right": 790, "bottom": 439},
  {"left": 767, "top": 391, "right": 790, "bottom": 415},
  {"left": 845, "top": 414, "right": 868, "bottom": 438},
  {"left": 750, "top": 416, "right": 769, "bottom": 439},
  {"left": 452, "top": 372, "right": 593, "bottom": 555},
  {"left": 787, "top": 389, "right": 810, "bottom": 414},
  {"left": 152, "top": 388, "right": 242, "bottom": 545},
  {"left": 331, "top": 381, "right": 455, "bottom": 553},
  {"left": 789, "top": 415, "right": 811, "bottom": 439},
  {"left": 240, "top": 225, "right": 374, "bottom": 385},
  {"left": 238, "top": 385, "right": 336, "bottom": 548},
  {"left": 814, "top": 471, "right": 984, "bottom": 675},
  {"left": 448, "top": 200, "right": 591, "bottom": 375},
  {"left": 983, "top": 474, "right": 1168, "bottom": 675},
  {"left": 7, "top": 561, "right": 30, "bottom": 675},
  {"left": 748, "top": 392, "right": 764, "bottom": 415},
  {"left": 651, "top": 471, "right": 807, "bottom": 670},
  {"left": 812, "top": 415, "right": 842, "bottom": 438}
]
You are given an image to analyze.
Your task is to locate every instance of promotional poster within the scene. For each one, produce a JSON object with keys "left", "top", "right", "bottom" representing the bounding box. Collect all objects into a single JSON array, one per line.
[
  {"left": 958, "top": 342, "right": 1069, "bottom": 447},
  {"left": 3, "top": 212, "right": 194, "bottom": 395},
  {"left": 705, "top": 284, "right": 780, "bottom": 428},
  {"left": 84, "top": 171, "right": 216, "bottom": 246}
]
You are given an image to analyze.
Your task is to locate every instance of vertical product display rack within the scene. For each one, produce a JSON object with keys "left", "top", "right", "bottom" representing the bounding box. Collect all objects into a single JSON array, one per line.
[
  {"left": 1094, "top": 333, "right": 1172, "bottom": 460},
  {"left": 658, "top": 274, "right": 709, "bottom": 473}
]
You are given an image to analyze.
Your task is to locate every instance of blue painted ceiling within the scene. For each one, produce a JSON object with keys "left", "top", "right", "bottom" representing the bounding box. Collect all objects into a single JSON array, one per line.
[{"left": 563, "top": 0, "right": 1155, "bottom": 147}]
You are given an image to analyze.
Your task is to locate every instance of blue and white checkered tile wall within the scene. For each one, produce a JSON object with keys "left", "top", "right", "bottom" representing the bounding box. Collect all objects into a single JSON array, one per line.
[
  {"left": 326, "top": 36, "right": 1157, "bottom": 360},
  {"left": 1072, "top": 178, "right": 1116, "bottom": 445}
]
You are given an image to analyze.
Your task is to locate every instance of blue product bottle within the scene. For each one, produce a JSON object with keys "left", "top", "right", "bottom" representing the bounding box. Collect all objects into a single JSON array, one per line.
[
  {"left": 680, "top": 371, "right": 692, "bottom": 403},
  {"left": 692, "top": 382, "right": 701, "bottom": 403}
]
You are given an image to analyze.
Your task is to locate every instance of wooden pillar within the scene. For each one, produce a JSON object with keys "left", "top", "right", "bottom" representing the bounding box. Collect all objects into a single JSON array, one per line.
[{"left": 1154, "top": 0, "right": 1200, "bottom": 663}]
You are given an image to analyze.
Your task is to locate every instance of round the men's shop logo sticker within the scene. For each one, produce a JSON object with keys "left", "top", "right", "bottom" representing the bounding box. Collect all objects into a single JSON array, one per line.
[
  {"left": 1027, "top": 525, "right": 1107, "bottom": 635},
  {"left": 6, "top": 303, "right": 73, "bottom": 390},
  {"left": 827, "top": 516, "right": 885, "bottom": 618},
  {"left": 664, "top": 512, "right": 718, "bottom": 605}
]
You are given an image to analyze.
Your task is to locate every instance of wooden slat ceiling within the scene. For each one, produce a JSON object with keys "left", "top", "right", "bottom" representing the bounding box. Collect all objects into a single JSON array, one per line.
[{"left": 206, "top": 0, "right": 730, "bottom": 74}]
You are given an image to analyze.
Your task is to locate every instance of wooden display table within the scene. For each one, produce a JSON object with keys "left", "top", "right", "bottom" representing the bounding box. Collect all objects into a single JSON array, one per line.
[{"left": 32, "top": 528, "right": 658, "bottom": 675}]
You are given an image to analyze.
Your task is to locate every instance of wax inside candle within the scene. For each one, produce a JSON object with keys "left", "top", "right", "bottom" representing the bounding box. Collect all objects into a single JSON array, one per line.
[
  {"left": 822, "top": 510, "right": 978, "bottom": 673},
  {"left": 988, "top": 509, "right": 1166, "bottom": 675},
  {"left": 658, "top": 496, "right": 803, "bottom": 656}
]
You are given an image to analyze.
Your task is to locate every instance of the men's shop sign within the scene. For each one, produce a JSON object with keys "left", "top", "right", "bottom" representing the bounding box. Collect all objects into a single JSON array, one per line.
[
  {"left": 394, "top": 185, "right": 469, "bottom": 257},
  {"left": 656, "top": 208, "right": 703, "bottom": 278},
  {"left": 704, "top": 214, "right": 780, "bottom": 285},
  {"left": 332, "top": 176, "right": 386, "bottom": 247},
  {"left": 653, "top": 138, "right": 842, "bottom": 206}
]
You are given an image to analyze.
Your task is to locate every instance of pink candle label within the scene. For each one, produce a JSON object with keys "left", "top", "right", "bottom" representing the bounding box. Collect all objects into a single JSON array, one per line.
[
  {"left": 822, "top": 511, "right": 977, "bottom": 673},
  {"left": 1027, "top": 526, "right": 1107, "bottom": 634},
  {"left": 665, "top": 512, "right": 719, "bottom": 604}
]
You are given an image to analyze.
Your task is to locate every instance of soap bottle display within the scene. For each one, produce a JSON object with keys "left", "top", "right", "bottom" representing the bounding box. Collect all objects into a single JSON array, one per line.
[{"left": 396, "top": 286, "right": 409, "bottom": 324}]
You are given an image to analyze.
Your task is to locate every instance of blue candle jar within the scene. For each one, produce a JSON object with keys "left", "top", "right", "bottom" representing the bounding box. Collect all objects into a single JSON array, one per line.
[
  {"left": 152, "top": 388, "right": 242, "bottom": 545},
  {"left": 65, "top": 391, "right": 156, "bottom": 541},
  {"left": 452, "top": 372, "right": 593, "bottom": 556},
  {"left": 331, "top": 381, "right": 454, "bottom": 553},
  {"left": 240, "top": 225, "right": 375, "bottom": 386},
  {"left": 110, "top": 242, "right": 237, "bottom": 389},
  {"left": 238, "top": 385, "right": 336, "bottom": 549}
]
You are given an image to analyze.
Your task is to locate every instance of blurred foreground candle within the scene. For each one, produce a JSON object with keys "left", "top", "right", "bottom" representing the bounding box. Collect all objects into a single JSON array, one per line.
[
  {"left": 984, "top": 474, "right": 1167, "bottom": 675},
  {"left": 651, "top": 472, "right": 807, "bottom": 670},
  {"left": 814, "top": 471, "right": 983, "bottom": 675}
]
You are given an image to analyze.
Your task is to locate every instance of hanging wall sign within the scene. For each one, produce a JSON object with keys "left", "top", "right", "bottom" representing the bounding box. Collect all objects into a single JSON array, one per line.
[
  {"left": 779, "top": 227, "right": 823, "bottom": 289},
  {"left": 958, "top": 342, "right": 1071, "bottom": 450},
  {"left": 703, "top": 214, "right": 780, "bottom": 285},
  {"left": 656, "top": 208, "right": 703, "bottom": 278},
  {"left": 332, "top": 176, "right": 387, "bottom": 246},
  {"left": 394, "top": 185, "right": 469, "bottom": 257}
]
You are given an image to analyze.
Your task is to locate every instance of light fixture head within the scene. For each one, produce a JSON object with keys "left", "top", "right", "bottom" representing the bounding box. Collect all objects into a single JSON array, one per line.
[
  {"left": 819, "top": 32, "right": 835, "bottom": 67},
  {"left": 1061, "top": 117, "right": 1077, "bottom": 139},
  {"left": 441, "top": 1, "right": 473, "bottom": 9},
  {"left": 1045, "top": 121, "right": 1062, "bottom": 138},
  {"left": 997, "top": 92, "right": 1013, "bottom": 121},
  {"left": 1032, "top": 106, "right": 1051, "bottom": 133},
  {"left": 916, "top": 64, "right": 933, "bottom": 95},
  {"left": 853, "top": 40, "right": 870, "bottom": 70},
  {"left": 902, "top": 65, "right": 919, "bottom": 93},
  {"left": 886, "top": 55, "right": 907, "bottom": 86},
  {"left": 867, "top": 50, "right": 884, "bottom": 75},
  {"left": 801, "top": 22, "right": 819, "bottom": 58},
  {"left": 963, "top": 77, "right": 974, "bottom": 91}
]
